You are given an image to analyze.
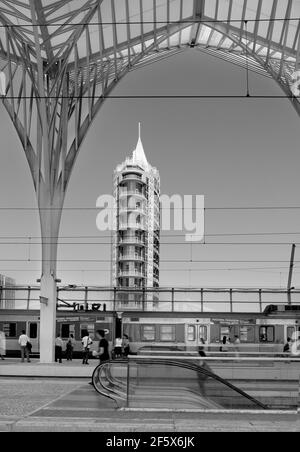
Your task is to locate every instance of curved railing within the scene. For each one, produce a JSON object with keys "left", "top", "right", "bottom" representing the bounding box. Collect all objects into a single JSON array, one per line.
[{"left": 92, "top": 357, "right": 268, "bottom": 410}]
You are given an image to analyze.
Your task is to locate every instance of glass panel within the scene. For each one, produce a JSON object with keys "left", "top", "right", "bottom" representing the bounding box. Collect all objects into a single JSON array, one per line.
[
  {"left": 259, "top": 326, "right": 275, "bottom": 343},
  {"left": 159, "top": 325, "right": 175, "bottom": 342},
  {"left": 240, "top": 325, "right": 255, "bottom": 343},
  {"left": 3, "top": 323, "right": 16, "bottom": 338},
  {"left": 187, "top": 325, "right": 196, "bottom": 342},
  {"left": 61, "top": 324, "right": 70, "bottom": 339},
  {"left": 141, "top": 325, "right": 156, "bottom": 341},
  {"left": 199, "top": 326, "right": 207, "bottom": 341},
  {"left": 29, "top": 323, "right": 38, "bottom": 339}
]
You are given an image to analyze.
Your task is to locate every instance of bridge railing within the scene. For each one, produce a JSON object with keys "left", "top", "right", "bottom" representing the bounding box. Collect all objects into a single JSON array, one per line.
[{"left": 1, "top": 286, "right": 300, "bottom": 312}]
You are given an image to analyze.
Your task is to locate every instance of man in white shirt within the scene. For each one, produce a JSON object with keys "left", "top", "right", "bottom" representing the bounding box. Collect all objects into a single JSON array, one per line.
[
  {"left": 55, "top": 335, "right": 64, "bottom": 363},
  {"left": 82, "top": 332, "right": 93, "bottom": 365},
  {"left": 18, "top": 330, "right": 30, "bottom": 363}
]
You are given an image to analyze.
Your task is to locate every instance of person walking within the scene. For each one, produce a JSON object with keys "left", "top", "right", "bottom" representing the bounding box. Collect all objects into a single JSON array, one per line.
[
  {"left": 95, "top": 330, "right": 110, "bottom": 364},
  {"left": 18, "top": 330, "right": 30, "bottom": 363},
  {"left": 82, "top": 331, "right": 93, "bottom": 365},
  {"left": 55, "top": 335, "right": 64, "bottom": 363},
  {"left": 66, "top": 334, "right": 75, "bottom": 361},
  {"left": 0, "top": 330, "right": 6, "bottom": 360}
]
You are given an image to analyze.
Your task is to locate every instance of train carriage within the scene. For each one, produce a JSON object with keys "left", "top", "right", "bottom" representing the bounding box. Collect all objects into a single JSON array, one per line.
[{"left": 0, "top": 305, "right": 300, "bottom": 357}]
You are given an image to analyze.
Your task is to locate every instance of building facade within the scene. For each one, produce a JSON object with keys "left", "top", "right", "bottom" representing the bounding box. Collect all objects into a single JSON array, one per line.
[
  {"left": 0, "top": 275, "right": 16, "bottom": 309},
  {"left": 112, "top": 126, "right": 160, "bottom": 309}
]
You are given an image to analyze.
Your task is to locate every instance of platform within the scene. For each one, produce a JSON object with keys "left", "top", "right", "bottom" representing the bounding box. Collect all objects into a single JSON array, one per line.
[{"left": 0, "top": 378, "right": 299, "bottom": 432}]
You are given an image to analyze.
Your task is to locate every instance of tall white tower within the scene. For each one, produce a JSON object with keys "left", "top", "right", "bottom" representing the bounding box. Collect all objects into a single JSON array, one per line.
[{"left": 112, "top": 124, "right": 160, "bottom": 309}]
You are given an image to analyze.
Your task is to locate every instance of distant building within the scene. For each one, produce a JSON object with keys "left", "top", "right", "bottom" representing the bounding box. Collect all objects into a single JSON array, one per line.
[
  {"left": 112, "top": 124, "right": 160, "bottom": 309},
  {"left": 0, "top": 275, "right": 16, "bottom": 309}
]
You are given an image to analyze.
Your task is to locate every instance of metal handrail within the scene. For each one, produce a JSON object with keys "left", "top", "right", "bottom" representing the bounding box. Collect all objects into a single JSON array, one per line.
[
  {"left": 92, "top": 357, "right": 269, "bottom": 410},
  {"left": 132, "top": 354, "right": 300, "bottom": 362}
]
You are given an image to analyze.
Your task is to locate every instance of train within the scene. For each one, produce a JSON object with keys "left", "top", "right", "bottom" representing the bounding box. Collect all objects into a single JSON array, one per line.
[{"left": 1, "top": 304, "right": 300, "bottom": 357}]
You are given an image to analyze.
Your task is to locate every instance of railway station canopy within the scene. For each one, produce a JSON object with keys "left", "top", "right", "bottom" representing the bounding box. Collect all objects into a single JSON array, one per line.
[
  {"left": 0, "top": 1, "right": 299, "bottom": 114},
  {"left": 0, "top": 1, "right": 299, "bottom": 186}
]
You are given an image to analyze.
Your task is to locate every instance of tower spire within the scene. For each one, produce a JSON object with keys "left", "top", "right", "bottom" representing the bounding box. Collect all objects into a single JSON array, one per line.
[{"left": 138, "top": 122, "right": 141, "bottom": 141}]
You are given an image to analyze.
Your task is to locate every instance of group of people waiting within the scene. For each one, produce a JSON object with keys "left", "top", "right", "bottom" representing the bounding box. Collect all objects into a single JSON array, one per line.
[
  {"left": 54, "top": 331, "right": 130, "bottom": 364},
  {"left": 0, "top": 329, "right": 32, "bottom": 363}
]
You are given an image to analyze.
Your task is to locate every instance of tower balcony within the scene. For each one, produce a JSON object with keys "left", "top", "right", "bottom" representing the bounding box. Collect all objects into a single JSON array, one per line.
[
  {"left": 119, "top": 189, "right": 146, "bottom": 199},
  {"left": 118, "top": 237, "right": 145, "bottom": 246},
  {"left": 118, "top": 254, "right": 145, "bottom": 262},
  {"left": 121, "top": 173, "right": 145, "bottom": 183},
  {"left": 118, "top": 222, "right": 146, "bottom": 231},
  {"left": 118, "top": 270, "right": 146, "bottom": 278},
  {"left": 119, "top": 207, "right": 147, "bottom": 216}
]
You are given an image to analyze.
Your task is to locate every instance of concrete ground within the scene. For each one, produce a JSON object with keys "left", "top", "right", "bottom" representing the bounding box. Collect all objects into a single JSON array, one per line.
[{"left": 0, "top": 376, "right": 299, "bottom": 432}]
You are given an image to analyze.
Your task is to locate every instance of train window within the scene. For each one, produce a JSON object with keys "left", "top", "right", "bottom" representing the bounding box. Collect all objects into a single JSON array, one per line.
[
  {"left": 29, "top": 323, "right": 38, "bottom": 339},
  {"left": 240, "top": 326, "right": 255, "bottom": 343},
  {"left": 3, "top": 323, "right": 17, "bottom": 338},
  {"left": 159, "top": 325, "right": 175, "bottom": 342},
  {"left": 187, "top": 326, "right": 196, "bottom": 341},
  {"left": 80, "top": 324, "right": 94, "bottom": 339},
  {"left": 220, "top": 326, "right": 230, "bottom": 342},
  {"left": 287, "top": 326, "right": 295, "bottom": 340},
  {"left": 141, "top": 325, "right": 156, "bottom": 341},
  {"left": 61, "top": 324, "right": 70, "bottom": 339},
  {"left": 199, "top": 326, "right": 207, "bottom": 342},
  {"left": 259, "top": 326, "right": 275, "bottom": 343}
]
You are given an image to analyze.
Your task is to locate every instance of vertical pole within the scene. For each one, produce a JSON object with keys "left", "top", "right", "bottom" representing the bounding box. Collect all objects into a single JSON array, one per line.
[
  {"left": 259, "top": 289, "right": 262, "bottom": 313},
  {"left": 126, "top": 359, "right": 130, "bottom": 408},
  {"left": 142, "top": 287, "right": 145, "bottom": 312},
  {"left": 84, "top": 286, "right": 88, "bottom": 311},
  {"left": 230, "top": 289, "right": 233, "bottom": 313},
  {"left": 113, "top": 287, "right": 117, "bottom": 312},
  {"left": 27, "top": 286, "right": 31, "bottom": 310},
  {"left": 201, "top": 288, "right": 204, "bottom": 313},
  {"left": 39, "top": 192, "right": 63, "bottom": 363},
  {"left": 171, "top": 288, "right": 174, "bottom": 312},
  {"left": 287, "top": 244, "right": 296, "bottom": 305}
]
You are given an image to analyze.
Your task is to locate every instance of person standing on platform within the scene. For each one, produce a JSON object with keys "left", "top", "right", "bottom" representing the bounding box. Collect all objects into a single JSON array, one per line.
[
  {"left": 66, "top": 334, "right": 75, "bottom": 361},
  {"left": 18, "top": 330, "right": 30, "bottom": 363},
  {"left": 283, "top": 337, "right": 291, "bottom": 354},
  {"left": 122, "top": 334, "right": 131, "bottom": 357},
  {"left": 95, "top": 330, "right": 110, "bottom": 364},
  {"left": 0, "top": 330, "right": 6, "bottom": 360},
  {"left": 198, "top": 338, "right": 206, "bottom": 357},
  {"left": 82, "top": 331, "right": 93, "bottom": 365},
  {"left": 233, "top": 335, "right": 241, "bottom": 358},
  {"left": 114, "top": 337, "right": 123, "bottom": 359},
  {"left": 55, "top": 335, "right": 64, "bottom": 364}
]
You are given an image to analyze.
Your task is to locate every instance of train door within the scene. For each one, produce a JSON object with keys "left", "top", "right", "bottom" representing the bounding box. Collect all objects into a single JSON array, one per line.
[
  {"left": 28, "top": 322, "right": 39, "bottom": 354},
  {"left": 186, "top": 324, "right": 208, "bottom": 347}
]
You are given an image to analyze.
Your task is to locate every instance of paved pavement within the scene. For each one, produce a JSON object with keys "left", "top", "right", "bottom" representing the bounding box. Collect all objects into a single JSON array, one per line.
[
  {"left": 0, "top": 358, "right": 97, "bottom": 377},
  {"left": 0, "top": 377, "right": 299, "bottom": 432}
]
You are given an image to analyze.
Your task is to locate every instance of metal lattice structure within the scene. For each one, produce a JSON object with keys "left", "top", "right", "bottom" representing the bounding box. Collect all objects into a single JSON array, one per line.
[{"left": 0, "top": 0, "right": 299, "bottom": 361}]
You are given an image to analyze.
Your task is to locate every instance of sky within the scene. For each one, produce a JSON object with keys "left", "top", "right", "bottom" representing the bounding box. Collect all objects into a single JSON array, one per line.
[{"left": 0, "top": 48, "right": 300, "bottom": 291}]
